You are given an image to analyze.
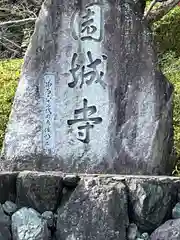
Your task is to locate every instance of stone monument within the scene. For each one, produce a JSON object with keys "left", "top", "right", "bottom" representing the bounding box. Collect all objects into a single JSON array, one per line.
[{"left": 0, "top": 0, "right": 174, "bottom": 174}]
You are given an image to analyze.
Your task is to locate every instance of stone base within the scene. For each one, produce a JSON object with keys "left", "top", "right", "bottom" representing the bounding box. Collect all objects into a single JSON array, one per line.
[{"left": 0, "top": 171, "right": 180, "bottom": 239}]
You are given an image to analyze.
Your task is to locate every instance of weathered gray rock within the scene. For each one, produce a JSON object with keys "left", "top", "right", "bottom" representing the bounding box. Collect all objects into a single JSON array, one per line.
[
  {"left": 0, "top": 172, "right": 17, "bottom": 203},
  {"left": 126, "top": 178, "right": 175, "bottom": 232},
  {"left": 58, "top": 187, "right": 74, "bottom": 209},
  {"left": 172, "top": 202, "right": 180, "bottom": 219},
  {"left": 2, "top": 201, "right": 17, "bottom": 216},
  {"left": 0, "top": 203, "right": 11, "bottom": 239},
  {"left": 12, "top": 207, "right": 49, "bottom": 240},
  {"left": 127, "top": 223, "right": 139, "bottom": 240},
  {"left": 136, "top": 233, "right": 150, "bottom": 240},
  {"left": 42, "top": 211, "right": 54, "bottom": 228},
  {"left": 0, "top": 225, "right": 11, "bottom": 240},
  {"left": 63, "top": 174, "right": 80, "bottom": 188},
  {"left": 16, "top": 171, "right": 63, "bottom": 213},
  {"left": 141, "top": 232, "right": 150, "bottom": 240},
  {"left": 0, "top": 0, "right": 174, "bottom": 175},
  {"left": 56, "top": 178, "right": 129, "bottom": 240},
  {"left": 150, "top": 218, "right": 180, "bottom": 240},
  {"left": 0, "top": 204, "right": 11, "bottom": 227}
]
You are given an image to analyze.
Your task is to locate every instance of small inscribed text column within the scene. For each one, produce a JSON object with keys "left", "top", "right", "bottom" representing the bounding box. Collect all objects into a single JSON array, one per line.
[{"left": 43, "top": 74, "right": 55, "bottom": 155}]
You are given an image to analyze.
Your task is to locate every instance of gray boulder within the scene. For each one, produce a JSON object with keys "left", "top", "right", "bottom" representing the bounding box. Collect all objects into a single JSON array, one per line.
[
  {"left": 136, "top": 232, "right": 150, "bottom": 240},
  {"left": 0, "top": 203, "right": 11, "bottom": 239},
  {"left": 0, "top": 204, "right": 11, "bottom": 226},
  {"left": 3, "top": 201, "right": 17, "bottom": 216},
  {"left": 141, "top": 232, "right": 150, "bottom": 240},
  {"left": 150, "top": 218, "right": 180, "bottom": 240},
  {"left": 0, "top": 0, "right": 174, "bottom": 175},
  {"left": 0, "top": 225, "right": 11, "bottom": 240},
  {"left": 16, "top": 171, "right": 63, "bottom": 213},
  {"left": 11, "top": 207, "right": 49, "bottom": 240},
  {"left": 126, "top": 177, "right": 174, "bottom": 232},
  {"left": 127, "top": 223, "right": 139, "bottom": 240},
  {"left": 42, "top": 211, "right": 54, "bottom": 228},
  {"left": 56, "top": 178, "right": 129, "bottom": 240},
  {"left": 0, "top": 172, "right": 17, "bottom": 203},
  {"left": 172, "top": 202, "right": 180, "bottom": 219},
  {"left": 63, "top": 174, "right": 80, "bottom": 188}
]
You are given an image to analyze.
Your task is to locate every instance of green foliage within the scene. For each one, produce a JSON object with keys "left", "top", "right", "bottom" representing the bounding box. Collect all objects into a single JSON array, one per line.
[
  {"left": 159, "top": 53, "right": 180, "bottom": 176},
  {"left": 0, "top": 59, "right": 23, "bottom": 149},
  {"left": 160, "top": 52, "right": 180, "bottom": 160},
  {"left": 153, "top": 6, "right": 180, "bottom": 58},
  {"left": 151, "top": 5, "right": 180, "bottom": 175}
]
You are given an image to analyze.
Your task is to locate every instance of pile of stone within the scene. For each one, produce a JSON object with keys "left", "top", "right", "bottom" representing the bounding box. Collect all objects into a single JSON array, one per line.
[
  {"left": 0, "top": 202, "right": 55, "bottom": 239},
  {"left": 1, "top": 171, "right": 180, "bottom": 239},
  {"left": 127, "top": 201, "right": 180, "bottom": 240},
  {"left": 2, "top": 199, "right": 180, "bottom": 240}
]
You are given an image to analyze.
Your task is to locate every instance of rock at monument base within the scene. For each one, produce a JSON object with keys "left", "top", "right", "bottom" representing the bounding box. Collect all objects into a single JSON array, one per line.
[
  {"left": 0, "top": 0, "right": 174, "bottom": 175},
  {"left": 56, "top": 178, "right": 129, "bottom": 240},
  {"left": 63, "top": 174, "right": 80, "bottom": 188},
  {"left": 0, "top": 172, "right": 17, "bottom": 203},
  {"left": 0, "top": 225, "right": 11, "bottom": 240},
  {"left": 16, "top": 171, "right": 63, "bottom": 213},
  {"left": 0, "top": 204, "right": 12, "bottom": 239},
  {"left": 150, "top": 218, "right": 180, "bottom": 240},
  {"left": 172, "top": 202, "right": 180, "bottom": 219},
  {"left": 2, "top": 201, "right": 18, "bottom": 216},
  {"left": 42, "top": 211, "right": 54, "bottom": 229},
  {"left": 11, "top": 207, "right": 49, "bottom": 240},
  {"left": 127, "top": 223, "right": 140, "bottom": 240},
  {"left": 0, "top": 204, "right": 11, "bottom": 227},
  {"left": 126, "top": 178, "right": 175, "bottom": 232}
]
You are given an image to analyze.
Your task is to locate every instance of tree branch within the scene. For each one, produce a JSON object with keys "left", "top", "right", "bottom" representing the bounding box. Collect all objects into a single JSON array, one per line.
[
  {"left": 144, "top": 0, "right": 157, "bottom": 19},
  {"left": 0, "top": 17, "right": 36, "bottom": 27},
  {"left": 2, "top": 36, "right": 22, "bottom": 49},
  {"left": 0, "top": 39, "right": 18, "bottom": 54},
  {"left": 145, "top": 0, "right": 180, "bottom": 24}
]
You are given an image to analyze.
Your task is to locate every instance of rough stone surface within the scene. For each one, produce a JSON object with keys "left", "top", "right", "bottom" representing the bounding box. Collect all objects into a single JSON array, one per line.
[
  {"left": 172, "top": 202, "right": 180, "bottom": 219},
  {"left": 2, "top": 201, "right": 18, "bottom": 216},
  {"left": 0, "top": 204, "right": 11, "bottom": 239},
  {"left": 56, "top": 177, "right": 129, "bottom": 240},
  {"left": 42, "top": 211, "right": 54, "bottom": 228},
  {"left": 16, "top": 171, "right": 63, "bottom": 213},
  {"left": 0, "top": 225, "right": 11, "bottom": 240},
  {"left": 127, "top": 223, "right": 139, "bottom": 240},
  {"left": 59, "top": 187, "right": 75, "bottom": 209},
  {"left": 150, "top": 218, "right": 180, "bottom": 240},
  {"left": 141, "top": 232, "right": 150, "bottom": 240},
  {"left": 0, "top": 173, "right": 179, "bottom": 238},
  {"left": 63, "top": 174, "right": 80, "bottom": 188},
  {"left": 12, "top": 207, "right": 49, "bottom": 240},
  {"left": 126, "top": 178, "right": 175, "bottom": 232},
  {"left": 0, "top": 172, "right": 17, "bottom": 203},
  {"left": 0, "top": 0, "right": 174, "bottom": 175},
  {"left": 0, "top": 203, "right": 11, "bottom": 224}
]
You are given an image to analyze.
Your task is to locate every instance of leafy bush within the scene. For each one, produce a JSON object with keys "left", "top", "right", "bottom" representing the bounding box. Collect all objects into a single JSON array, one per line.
[
  {"left": 0, "top": 59, "right": 23, "bottom": 149},
  {"left": 153, "top": 6, "right": 180, "bottom": 58},
  {"left": 151, "top": 5, "right": 180, "bottom": 175},
  {"left": 161, "top": 53, "right": 180, "bottom": 151},
  {"left": 159, "top": 53, "right": 180, "bottom": 175}
]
